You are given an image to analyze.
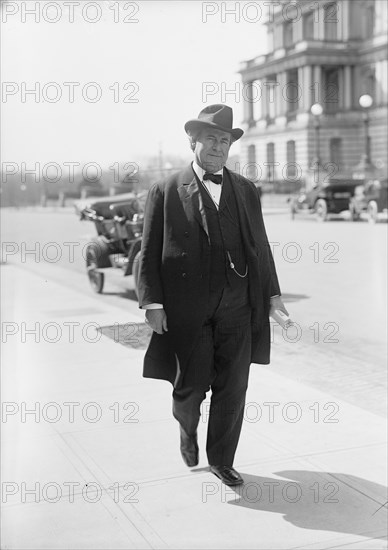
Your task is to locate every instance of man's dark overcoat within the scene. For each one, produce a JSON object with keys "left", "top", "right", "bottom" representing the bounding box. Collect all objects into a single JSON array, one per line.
[{"left": 137, "top": 164, "right": 281, "bottom": 387}]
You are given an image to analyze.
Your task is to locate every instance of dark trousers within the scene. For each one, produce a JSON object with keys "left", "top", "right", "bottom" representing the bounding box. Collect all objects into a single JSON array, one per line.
[{"left": 172, "top": 281, "right": 252, "bottom": 466}]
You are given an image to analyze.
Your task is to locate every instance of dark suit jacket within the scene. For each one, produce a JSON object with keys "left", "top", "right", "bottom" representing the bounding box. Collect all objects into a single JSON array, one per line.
[{"left": 138, "top": 164, "right": 281, "bottom": 386}]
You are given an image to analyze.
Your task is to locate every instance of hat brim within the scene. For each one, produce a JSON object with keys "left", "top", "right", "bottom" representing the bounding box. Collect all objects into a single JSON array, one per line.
[{"left": 184, "top": 120, "right": 244, "bottom": 141}]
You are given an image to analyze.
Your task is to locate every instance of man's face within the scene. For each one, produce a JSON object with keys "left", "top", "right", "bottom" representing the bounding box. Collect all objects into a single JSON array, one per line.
[{"left": 194, "top": 127, "right": 232, "bottom": 173}]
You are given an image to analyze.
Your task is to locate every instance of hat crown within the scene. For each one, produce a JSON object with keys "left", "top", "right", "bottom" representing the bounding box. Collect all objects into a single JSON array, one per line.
[
  {"left": 197, "top": 104, "right": 233, "bottom": 130},
  {"left": 184, "top": 103, "right": 243, "bottom": 141}
]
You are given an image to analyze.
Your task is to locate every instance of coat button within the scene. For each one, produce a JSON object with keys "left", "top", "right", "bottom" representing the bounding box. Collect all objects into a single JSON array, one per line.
[
  {"left": 181, "top": 252, "right": 187, "bottom": 258},
  {"left": 184, "top": 231, "right": 189, "bottom": 237},
  {"left": 182, "top": 272, "right": 187, "bottom": 278}
]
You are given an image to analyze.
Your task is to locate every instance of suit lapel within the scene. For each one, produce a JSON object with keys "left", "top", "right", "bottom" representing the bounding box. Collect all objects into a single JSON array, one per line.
[
  {"left": 177, "top": 164, "right": 210, "bottom": 242},
  {"left": 218, "top": 170, "right": 232, "bottom": 212}
]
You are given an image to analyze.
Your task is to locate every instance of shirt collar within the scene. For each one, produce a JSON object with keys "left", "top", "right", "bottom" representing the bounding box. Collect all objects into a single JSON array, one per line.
[{"left": 192, "top": 161, "right": 223, "bottom": 182}]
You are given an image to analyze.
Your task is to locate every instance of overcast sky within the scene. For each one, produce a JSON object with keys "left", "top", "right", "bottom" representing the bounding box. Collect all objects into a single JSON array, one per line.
[{"left": 1, "top": 0, "right": 269, "bottom": 172}]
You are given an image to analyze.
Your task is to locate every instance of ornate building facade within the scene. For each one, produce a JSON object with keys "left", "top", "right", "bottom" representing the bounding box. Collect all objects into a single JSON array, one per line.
[{"left": 239, "top": 0, "right": 387, "bottom": 190}]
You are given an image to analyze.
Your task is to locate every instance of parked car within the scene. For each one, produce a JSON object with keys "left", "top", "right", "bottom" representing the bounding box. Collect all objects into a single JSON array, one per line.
[
  {"left": 290, "top": 179, "right": 360, "bottom": 221},
  {"left": 76, "top": 192, "right": 147, "bottom": 294},
  {"left": 349, "top": 178, "right": 388, "bottom": 223}
]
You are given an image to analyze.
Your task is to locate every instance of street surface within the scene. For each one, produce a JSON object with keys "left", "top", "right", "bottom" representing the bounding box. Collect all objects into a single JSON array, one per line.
[{"left": 1, "top": 204, "right": 387, "bottom": 549}]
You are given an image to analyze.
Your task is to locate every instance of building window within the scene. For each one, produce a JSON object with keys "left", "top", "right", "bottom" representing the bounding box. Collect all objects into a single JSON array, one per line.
[
  {"left": 324, "top": 2, "right": 338, "bottom": 41},
  {"left": 266, "top": 143, "right": 275, "bottom": 182},
  {"left": 283, "top": 21, "right": 293, "bottom": 47},
  {"left": 323, "top": 68, "right": 339, "bottom": 112},
  {"left": 330, "top": 138, "right": 342, "bottom": 171},
  {"left": 286, "top": 140, "right": 297, "bottom": 178},
  {"left": 303, "top": 12, "right": 314, "bottom": 40},
  {"left": 285, "top": 69, "right": 300, "bottom": 112}
]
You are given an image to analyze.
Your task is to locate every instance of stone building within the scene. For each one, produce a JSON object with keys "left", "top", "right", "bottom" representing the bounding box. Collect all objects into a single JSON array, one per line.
[{"left": 239, "top": 0, "right": 387, "bottom": 191}]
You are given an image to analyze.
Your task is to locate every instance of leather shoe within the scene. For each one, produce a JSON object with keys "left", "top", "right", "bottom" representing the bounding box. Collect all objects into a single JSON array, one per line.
[
  {"left": 210, "top": 465, "right": 244, "bottom": 486},
  {"left": 179, "top": 426, "right": 199, "bottom": 467}
]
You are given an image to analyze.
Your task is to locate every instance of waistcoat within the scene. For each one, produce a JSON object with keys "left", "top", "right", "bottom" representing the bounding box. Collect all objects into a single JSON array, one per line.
[{"left": 198, "top": 171, "right": 248, "bottom": 292}]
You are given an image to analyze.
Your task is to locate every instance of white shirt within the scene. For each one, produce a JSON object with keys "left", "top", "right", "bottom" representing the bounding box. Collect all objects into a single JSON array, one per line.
[{"left": 192, "top": 161, "right": 223, "bottom": 210}]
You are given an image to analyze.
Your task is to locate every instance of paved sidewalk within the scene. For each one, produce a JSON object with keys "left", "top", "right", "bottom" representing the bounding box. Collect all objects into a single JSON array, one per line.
[{"left": 1, "top": 263, "right": 387, "bottom": 549}]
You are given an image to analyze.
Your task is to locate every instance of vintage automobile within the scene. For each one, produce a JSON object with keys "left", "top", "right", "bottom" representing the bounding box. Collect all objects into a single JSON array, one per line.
[
  {"left": 349, "top": 178, "right": 388, "bottom": 223},
  {"left": 76, "top": 192, "right": 147, "bottom": 294},
  {"left": 290, "top": 178, "right": 360, "bottom": 221}
]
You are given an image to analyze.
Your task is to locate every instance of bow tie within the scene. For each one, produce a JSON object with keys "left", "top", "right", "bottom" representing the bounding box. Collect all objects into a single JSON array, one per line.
[{"left": 203, "top": 172, "right": 222, "bottom": 185}]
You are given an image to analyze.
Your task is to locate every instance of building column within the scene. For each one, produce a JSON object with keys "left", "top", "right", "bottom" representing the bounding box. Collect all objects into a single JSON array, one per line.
[
  {"left": 276, "top": 72, "right": 287, "bottom": 117},
  {"left": 375, "top": 61, "right": 387, "bottom": 106},
  {"left": 341, "top": 0, "right": 349, "bottom": 40},
  {"left": 297, "top": 67, "right": 304, "bottom": 110},
  {"left": 302, "top": 65, "right": 313, "bottom": 112},
  {"left": 337, "top": 0, "right": 343, "bottom": 40},
  {"left": 251, "top": 80, "right": 262, "bottom": 121},
  {"left": 312, "top": 65, "right": 322, "bottom": 104},
  {"left": 264, "top": 80, "right": 279, "bottom": 118},
  {"left": 261, "top": 79, "right": 267, "bottom": 120},
  {"left": 294, "top": 16, "right": 303, "bottom": 43},
  {"left": 381, "top": 60, "right": 388, "bottom": 105},
  {"left": 316, "top": 4, "right": 324, "bottom": 40},
  {"left": 344, "top": 65, "right": 352, "bottom": 109},
  {"left": 375, "top": 0, "right": 387, "bottom": 35},
  {"left": 243, "top": 81, "right": 255, "bottom": 125}
]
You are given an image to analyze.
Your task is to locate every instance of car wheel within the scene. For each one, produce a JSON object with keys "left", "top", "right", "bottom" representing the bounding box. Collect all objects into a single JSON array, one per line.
[
  {"left": 88, "top": 237, "right": 112, "bottom": 268},
  {"left": 367, "top": 201, "right": 378, "bottom": 224},
  {"left": 85, "top": 237, "right": 111, "bottom": 293},
  {"left": 86, "top": 248, "right": 105, "bottom": 293},
  {"left": 132, "top": 250, "right": 141, "bottom": 298},
  {"left": 315, "top": 199, "right": 328, "bottom": 222}
]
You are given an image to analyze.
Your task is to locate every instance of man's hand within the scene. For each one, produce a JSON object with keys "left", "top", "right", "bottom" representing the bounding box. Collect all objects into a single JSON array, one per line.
[
  {"left": 270, "top": 296, "right": 289, "bottom": 318},
  {"left": 145, "top": 309, "right": 168, "bottom": 335}
]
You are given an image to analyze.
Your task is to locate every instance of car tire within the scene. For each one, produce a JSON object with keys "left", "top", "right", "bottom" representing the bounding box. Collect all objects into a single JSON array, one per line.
[
  {"left": 315, "top": 199, "right": 328, "bottom": 222},
  {"left": 85, "top": 237, "right": 111, "bottom": 294},
  {"left": 367, "top": 201, "right": 378, "bottom": 224},
  {"left": 86, "top": 248, "right": 105, "bottom": 293},
  {"left": 87, "top": 237, "right": 112, "bottom": 268}
]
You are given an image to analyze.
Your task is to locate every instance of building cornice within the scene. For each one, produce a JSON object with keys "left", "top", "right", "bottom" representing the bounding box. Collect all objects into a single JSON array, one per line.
[
  {"left": 240, "top": 39, "right": 387, "bottom": 81},
  {"left": 240, "top": 49, "right": 358, "bottom": 81}
]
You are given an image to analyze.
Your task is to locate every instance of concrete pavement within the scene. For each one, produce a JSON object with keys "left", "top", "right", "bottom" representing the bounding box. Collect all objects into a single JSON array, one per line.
[{"left": 1, "top": 261, "right": 387, "bottom": 549}]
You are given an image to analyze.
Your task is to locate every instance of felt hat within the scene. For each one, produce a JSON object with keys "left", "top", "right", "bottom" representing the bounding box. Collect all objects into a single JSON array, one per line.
[{"left": 184, "top": 104, "right": 244, "bottom": 141}]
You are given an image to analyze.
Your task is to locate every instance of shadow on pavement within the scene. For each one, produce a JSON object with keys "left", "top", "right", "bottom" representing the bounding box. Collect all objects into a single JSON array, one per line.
[{"left": 228, "top": 470, "right": 387, "bottom": 540}]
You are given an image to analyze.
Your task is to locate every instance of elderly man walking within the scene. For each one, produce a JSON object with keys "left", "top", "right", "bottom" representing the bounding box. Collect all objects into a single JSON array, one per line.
[{"left": 138, "top": 104, "right": 287, "bottom": 486}]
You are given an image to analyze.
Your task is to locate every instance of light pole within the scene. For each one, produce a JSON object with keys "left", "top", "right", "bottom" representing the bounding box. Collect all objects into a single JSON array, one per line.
[
  {"left": 353, "top": 94, "right": 375, "bottom": 180},
  {"left": 360, "top": 93, "right": 373, "bottom": 165},
  {"left": 310, "top": 102, "right": 323, "bottom": 169}
]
